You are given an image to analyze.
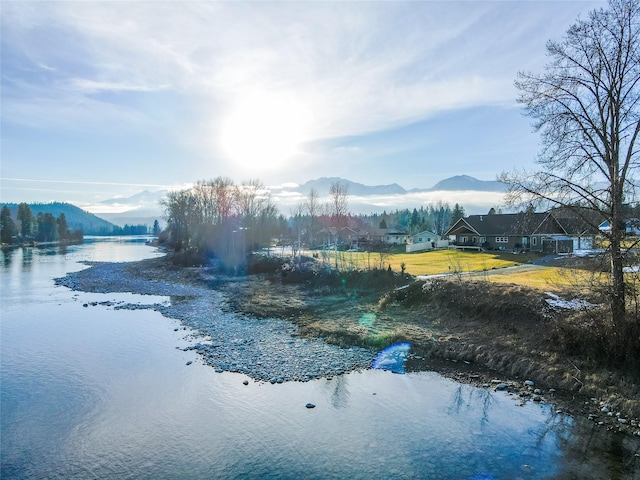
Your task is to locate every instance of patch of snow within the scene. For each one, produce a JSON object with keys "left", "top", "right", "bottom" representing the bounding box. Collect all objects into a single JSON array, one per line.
[
  {"left": 573, "top": 249, "right": 605, "bottom": 257},
  {"left": 623, "top": 266, "right": 640, "bottom": 273},
  {"left": 544, "top": 292, "right": 599, "bottom": 310}
]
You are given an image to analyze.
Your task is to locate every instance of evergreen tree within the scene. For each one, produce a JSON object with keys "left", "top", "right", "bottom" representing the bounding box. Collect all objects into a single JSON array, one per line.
[
  {"left": 451, "top": 203, "right": 466, "bottom": 224},
  {"left": 1, "top": 205, "right": 16, "bottom": 244},
  {"left": 36, "top": 212, "right": 58, "bottom": 242},
  {"left": 57, "top": 213, "right": 70, "bottom": 241},
  {"left": 16, "top": 203, "right": 34, "bottom": 239},
  {"left": 410, "top": 208, "right": 420, "bottom": 233}
]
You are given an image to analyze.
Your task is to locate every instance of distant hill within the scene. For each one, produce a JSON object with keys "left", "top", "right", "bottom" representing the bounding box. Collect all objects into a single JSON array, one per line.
[
  {"left": 424, "top": 175, "right": 506, "bottom": 192},
  {"left": 296, "top": 177, "right": 407, "bottom": 196},
  {"left": 3, "top": 202, "right": 116, "bottom": 235},
  {"left": 96, "top": 190, "right": 167, "bottom": 228},
  {"left": 293, "top": 175, "right": 505, "bottom": 196}
]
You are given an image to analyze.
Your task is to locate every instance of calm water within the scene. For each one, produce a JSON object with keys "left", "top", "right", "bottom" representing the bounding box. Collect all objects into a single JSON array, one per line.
[{"left": 0, "top": 238, "right": 582, "bottom": 479}]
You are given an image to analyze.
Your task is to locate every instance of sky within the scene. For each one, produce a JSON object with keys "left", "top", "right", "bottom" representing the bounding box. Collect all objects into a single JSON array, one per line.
[{"left": 0, "top": 0, "right": 607, "bottom": 214}]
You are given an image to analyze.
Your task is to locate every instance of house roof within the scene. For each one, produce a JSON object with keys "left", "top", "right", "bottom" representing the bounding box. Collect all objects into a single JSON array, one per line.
[
  {"left": 446, "top": 211, "right": 598, "bottom": 237},
  {"left": 446, "top": 213, "right": 553, "bottom": 237},
  {"left": 412, "top": 230, "right": 439, "bottom": 239}
]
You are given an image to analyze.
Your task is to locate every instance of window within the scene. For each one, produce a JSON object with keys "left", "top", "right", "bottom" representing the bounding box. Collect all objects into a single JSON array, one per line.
[
  {"left": 495, "top": 237, "right": 509, "bottom": 243},
  {"left": 532, "top": 237, "right": 537, "bottom": 246},
  {"left": 480, "top": 237, "right": 486, "bottom": 243}
]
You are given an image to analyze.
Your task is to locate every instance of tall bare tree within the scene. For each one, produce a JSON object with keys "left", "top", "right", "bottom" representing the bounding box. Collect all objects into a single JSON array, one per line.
[
  {"left": 329, "top": 180, "right": 349, "bottom": 269},
  {"left": 305, "top": 187, "right": 320, "bottom": 247},
  {"left": 329, "top": 181, "right": 349, "bottom": 227},
  {"left": 501, "top": 0, "right": 640, "bottom": 323}
]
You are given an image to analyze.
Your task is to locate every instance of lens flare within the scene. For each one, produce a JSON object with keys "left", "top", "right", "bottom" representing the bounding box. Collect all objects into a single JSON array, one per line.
[{"left": 372, "top": 342, "right": 411, "bottom": 374}]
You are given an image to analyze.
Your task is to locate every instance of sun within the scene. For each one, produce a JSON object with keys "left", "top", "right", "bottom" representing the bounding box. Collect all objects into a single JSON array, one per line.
[{"left": 219, "top": 92, "right": 310, "bottom": 172}]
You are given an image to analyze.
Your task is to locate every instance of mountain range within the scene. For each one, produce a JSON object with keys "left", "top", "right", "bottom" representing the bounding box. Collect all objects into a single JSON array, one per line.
[
  {"left": 293, "top": 175, "right": 506, "bottom": 196},
  {"left": 94, "top": 175, "right": 506, "bottom": 226}
]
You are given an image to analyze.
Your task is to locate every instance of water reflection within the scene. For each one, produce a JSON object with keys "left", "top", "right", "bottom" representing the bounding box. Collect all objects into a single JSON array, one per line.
[
  {"left": 449, "top": 384, "right": 497, "bottom": 428},
  {"left": 2, "top": 238, "right": 638, "bottom": 479},
  {"left": 325, "top": 375, "right": 351, "bottom": 409}
]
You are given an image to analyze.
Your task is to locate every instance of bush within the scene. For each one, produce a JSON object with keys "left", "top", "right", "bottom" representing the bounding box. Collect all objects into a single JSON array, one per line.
[{"left": 551, "top": 310, "right": 640, "bottom": 380}]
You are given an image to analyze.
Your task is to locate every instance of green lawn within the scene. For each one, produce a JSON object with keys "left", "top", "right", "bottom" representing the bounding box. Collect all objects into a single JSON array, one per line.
[
  {"left": 311, "top": 248, "right": 544, "bottom": 276},
  {"left": 387, "top": 250, "right": 543, "bottom": 276}
]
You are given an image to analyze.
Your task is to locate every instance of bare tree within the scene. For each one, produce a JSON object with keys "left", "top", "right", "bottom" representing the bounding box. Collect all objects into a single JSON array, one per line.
[
  {"left": 305, "top": 187, "right": 320, "bottom": 247},
  {"left": 329, "top": 180, "right": 349, "bottom": 269},
  {"left": 501, "top": 0, "right": 640, "bottom": 323},
  {"left": 291, "top": 202, "right": 305, "bottom": 269},
  {"left": 329, "top": 181, "right": 349, "bottom": 224}
]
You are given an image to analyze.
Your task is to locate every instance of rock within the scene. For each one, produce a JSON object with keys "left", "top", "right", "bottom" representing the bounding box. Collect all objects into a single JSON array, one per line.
[
  {"left": 533, "top": 395, "right": 542, "bottom": 402},
  {"left": 305, "top": 403, "right": 316, "bottom": 409},
  {"left": 186, "top": 361, "right": 192, "bottom": 365},
  {"left": 524, "top": 380, "right": 535, "bottom": 387},
  {"left": 601, "top": 406, "right": 610, "bottom": 413},
  {"left": 534, "top": 388, "right": 542, "bottom": 395},
  {"left": 495, "top": 383, "right": 508, "bottom": 391},
  {"left": 618, "top": 418, "right": 628, "bottom": 424},
  {"left": 243, "top": 380, "right": 249, "bottom": 385},
  {"left": 548, "top": 388, "right": 556, "bottom": 394}
]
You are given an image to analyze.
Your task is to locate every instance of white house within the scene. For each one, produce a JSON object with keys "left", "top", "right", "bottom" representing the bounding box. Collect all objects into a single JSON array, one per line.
[{"left": 406, "top": 230, "right": 448, "bottom": 253}]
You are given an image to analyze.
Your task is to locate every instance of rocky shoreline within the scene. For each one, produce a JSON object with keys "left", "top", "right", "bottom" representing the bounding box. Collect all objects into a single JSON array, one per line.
[
  {"left": 55, "top": 258, "right": 374, "bottom": 383},
  {"left": 55, "top": 255, "right": 640, "bottom": 442}
]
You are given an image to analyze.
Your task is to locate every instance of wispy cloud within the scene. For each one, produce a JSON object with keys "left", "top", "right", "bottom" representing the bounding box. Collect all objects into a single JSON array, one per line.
[
  {"left": 2, "top": 1, "right": 586, "bottom": 136},
  {"left": 1, "top": 177, "right": 175, "bottom": 188},
  {"left": 1, "top": 0, "right": 606, "bottom": 195}
]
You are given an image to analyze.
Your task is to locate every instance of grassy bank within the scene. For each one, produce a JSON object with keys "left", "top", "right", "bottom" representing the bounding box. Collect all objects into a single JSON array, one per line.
[{"left": 219, "top": 253, "right": 639, "bottom": 422}]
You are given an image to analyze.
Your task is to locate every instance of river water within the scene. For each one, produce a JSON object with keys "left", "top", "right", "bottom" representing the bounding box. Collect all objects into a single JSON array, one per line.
[{"left": 0, "top": 237, "right": 630, "bottom": 479}]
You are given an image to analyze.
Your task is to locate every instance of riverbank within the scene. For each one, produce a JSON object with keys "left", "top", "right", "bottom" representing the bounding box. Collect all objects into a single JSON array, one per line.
[{"left": 55, "top": 254, "right": 640, "bottom": 437}]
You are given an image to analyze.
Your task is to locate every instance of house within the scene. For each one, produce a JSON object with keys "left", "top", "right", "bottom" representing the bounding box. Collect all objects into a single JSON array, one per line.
[
  {"left": 598, "top": 218, "right": 640, "bottom": 235},
  {"left": 446, "top": 211, "right": 598, "bottom": 253},
  {"left": 384, "top": 229, "right": 411, "bottom": 245},
  {"left": 316, "top": 226, "right": 367, "bottom": 249},
  {"left": 406, "top": 230, "right": 448, "bottom": 253}
]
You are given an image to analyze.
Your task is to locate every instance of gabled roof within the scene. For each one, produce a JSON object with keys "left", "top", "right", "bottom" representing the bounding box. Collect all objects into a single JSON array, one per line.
[
  {"left": 446, "top": 212, "right": 553, "bottom": 237},
  {"left": 412, "top": 230, "right": 439, "bottom": 238},
  {"left": 445, "top": 211, "right": 598, "bottom": 237}
]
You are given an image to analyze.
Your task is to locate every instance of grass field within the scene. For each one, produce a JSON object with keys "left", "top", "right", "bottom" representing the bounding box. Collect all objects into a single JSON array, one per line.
[
  {"left": 387, "top": 250, "right": 543, "bottom": 276},
  {"left": 314, "top": 249, "right": 542, "bottom": 275},
  {"left": 310, "top": 248, "right": 582, "bottom": 291}
]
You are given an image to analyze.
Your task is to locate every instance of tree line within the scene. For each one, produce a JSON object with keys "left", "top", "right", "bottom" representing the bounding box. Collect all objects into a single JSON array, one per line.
[
  {"left": 160, "top": 176, "right": 469, "bottom": 270},
  {"left": 160, "top": 178, "right": 281, "bottom": 267},
  {"left": 357, "top": 202, "right": 466, "bottom": 236},
  {"left": 1, "top": 203, "right": 83, "bottom": 244}
]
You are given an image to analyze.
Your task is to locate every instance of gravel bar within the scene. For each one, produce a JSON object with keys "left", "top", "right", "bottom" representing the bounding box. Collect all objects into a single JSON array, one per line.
[{"left": 55, "top": 258, "right": 375, "bottom": 382}]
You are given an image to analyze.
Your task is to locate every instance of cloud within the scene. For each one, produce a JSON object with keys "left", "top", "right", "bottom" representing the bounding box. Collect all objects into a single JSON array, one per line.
[
  {"left": 1, "top": 1, "right": 606, "bottom": 187},
  {"left": 270, "top": 186, "right": 505, "bottom": 216},
  {"left": 71, "top": 79, "right": 168, "bottom": 93},
  {"left": 1, "top": 2, "right": 581, "bottom": 136}
]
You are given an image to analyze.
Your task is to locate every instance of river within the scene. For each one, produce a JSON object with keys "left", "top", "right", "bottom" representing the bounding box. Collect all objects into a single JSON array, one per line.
[{"left": 0, "top": 237, "right": 635, "bottom": 479}]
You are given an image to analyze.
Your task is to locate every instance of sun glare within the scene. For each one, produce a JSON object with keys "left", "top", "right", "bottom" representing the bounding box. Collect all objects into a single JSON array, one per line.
[{"left": 220, "top": 93, "right": 310, "bottom": 171}]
